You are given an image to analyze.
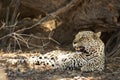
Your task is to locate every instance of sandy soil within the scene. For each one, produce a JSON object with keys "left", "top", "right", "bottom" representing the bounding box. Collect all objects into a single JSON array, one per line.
[{"left": 0, "top": 51, "right": 120, "bottom": 80}]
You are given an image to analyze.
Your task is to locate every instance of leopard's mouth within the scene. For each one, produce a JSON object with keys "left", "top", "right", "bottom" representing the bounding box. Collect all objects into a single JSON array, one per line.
[
  {"left": 74, "top": 46, "right": 90, "bottom": 55},
  {"left": 74, "top": 46, "right": 85, "bottom": 52}
]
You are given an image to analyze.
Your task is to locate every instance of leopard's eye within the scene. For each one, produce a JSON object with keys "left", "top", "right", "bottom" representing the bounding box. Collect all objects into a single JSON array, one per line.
[{"left": 73, "top": 41, "right": 77, "bottom": 44}]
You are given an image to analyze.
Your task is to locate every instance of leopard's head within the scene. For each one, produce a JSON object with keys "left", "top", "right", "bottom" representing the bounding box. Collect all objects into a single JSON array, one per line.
[{"left": 73, "top": 31, "right": 104, "bottom": 55}]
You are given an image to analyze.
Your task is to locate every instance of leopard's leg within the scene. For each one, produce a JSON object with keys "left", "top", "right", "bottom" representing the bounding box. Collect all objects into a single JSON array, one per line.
[{"left": 81, "top": 57, "right": 104, "bottom": 72}]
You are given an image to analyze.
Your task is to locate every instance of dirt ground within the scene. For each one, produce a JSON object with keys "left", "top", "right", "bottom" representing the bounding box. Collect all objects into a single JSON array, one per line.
[{"left": 0, "top": 48, "right": 120, "bottom": 80}]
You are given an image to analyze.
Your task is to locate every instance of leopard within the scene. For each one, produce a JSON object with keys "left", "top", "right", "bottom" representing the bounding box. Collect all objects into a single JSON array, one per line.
[
  {"left": 7, "top": 31, "right": 105, "bottom": 72},
  {"left": 31, "top": 31, "right": 105, "bottom": 71}
]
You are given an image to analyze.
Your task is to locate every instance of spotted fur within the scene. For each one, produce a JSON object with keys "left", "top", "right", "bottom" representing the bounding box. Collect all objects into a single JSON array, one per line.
[
  {"left": 34, "top": 31, "right": 105, "bottom": 71},
  {"left": 7, "top": 31, "right": 105, "bottom": 72}
]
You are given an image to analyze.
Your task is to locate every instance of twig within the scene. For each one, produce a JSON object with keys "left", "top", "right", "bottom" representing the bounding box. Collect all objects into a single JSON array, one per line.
[
  {"left": 5, "top": 0, "right": 15, "bottom": 25},
  {"left": 5, "top": 7, "right": 10, "bottom": 26},
  {"left": 10, "top": 0, "right": 20, "bottom": 25},
  {"left": 7, "top": 40, "right": 12, "bottom": 52},
  {"left": 28, "top": 43, "right": 43, "bottom": 48},
  {"left": 48, "top": 31, "right": 60, "bottom": 45},
  {"left": 13, "top": 36, "right": 22, "bottom": 50},
  {"left": 19, "top": 34, "right": 48, "bottom": 40},
  {"left": 14, "top": 33, "right": 30, "bottom": 48},
  {"left": 0, "top": 22, "right": 6, "bottom": 30},
  {"left": 0, "top": 34, "right": 10, "bottom": 40}
]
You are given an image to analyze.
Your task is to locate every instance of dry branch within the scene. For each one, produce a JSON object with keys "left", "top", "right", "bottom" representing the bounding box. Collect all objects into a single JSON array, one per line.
[
  {"left": 24, "top": 0, "right": 83, "bottom": 31},
  {"left": 51, "top": 0, "right": 83, "bottom": 16}
]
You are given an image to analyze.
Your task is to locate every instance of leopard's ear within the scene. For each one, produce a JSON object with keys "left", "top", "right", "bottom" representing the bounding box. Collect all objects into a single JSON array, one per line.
[{"left": 95, "top": 32, "right": 101, "bottom": 37}]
